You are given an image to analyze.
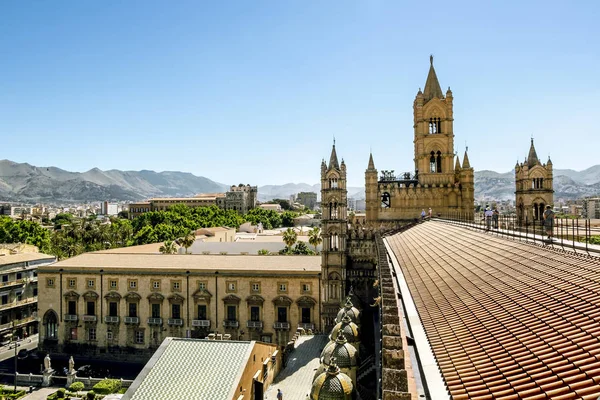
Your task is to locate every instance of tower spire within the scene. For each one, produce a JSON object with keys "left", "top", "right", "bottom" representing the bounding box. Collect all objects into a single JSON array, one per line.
[
  {"left": 423, "top": 54, "right": 443, "bottom": 101},
  {"left": 367, "top": 152, "right": 375, "bottom": 170},
  {"left": 329, "top": 141, "right": 339, "bottom": 170},
  {"left": 527, "top": 138, "right": 539, "bottom": 167},
  {"left": 462, "top": 149, "right": 471, "bottom": 169}
]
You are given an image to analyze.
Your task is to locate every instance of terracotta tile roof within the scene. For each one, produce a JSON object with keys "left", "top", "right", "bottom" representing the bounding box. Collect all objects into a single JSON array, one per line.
[{"left": 386, "top": 221, "right": 600, "bottom": 400}]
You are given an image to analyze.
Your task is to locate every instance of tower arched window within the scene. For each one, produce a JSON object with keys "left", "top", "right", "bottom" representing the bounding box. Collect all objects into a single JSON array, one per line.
[
  {"left": 329, "top": 178, "right": 338, "bottom": 189},
  {"left": 429, "top": 118, "right": 441, "bottom": 134},
  {"left": 436, "top": 151, "right": 442, "bottom": 173},
  {"left": 329, "top": 202, "right": 338, "bottom": 219},
  {"left": 430, "top": 152, "right": 436, "bottom": 172}
]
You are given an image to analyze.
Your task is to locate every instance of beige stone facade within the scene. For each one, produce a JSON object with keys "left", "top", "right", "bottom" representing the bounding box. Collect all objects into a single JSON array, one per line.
[
  {"left": 365, "top": 57, "right": 474, "bottom": 222},
  {"left": 38, "top": 253, "right": 321, "bottom": 358},
  {"left": 515, "top": 139, "right": 554, "bottom": 224}
]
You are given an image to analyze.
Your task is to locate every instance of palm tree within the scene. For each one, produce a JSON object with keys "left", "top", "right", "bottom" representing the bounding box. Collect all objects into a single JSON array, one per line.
[
  {"left": 159, "top": 240, "right": 178, "bottom": 255},
  {"left": 282, "top": 228, "right": 298, "bottom": 251},
  {"left": 177, "top": 232, "right": 195, "bottom": 254},
  {"left": 308, "top": 227, "right": 322, "bottom": 253}
]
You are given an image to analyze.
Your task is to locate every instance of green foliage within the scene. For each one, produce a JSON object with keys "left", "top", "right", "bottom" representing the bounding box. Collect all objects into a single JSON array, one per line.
[
  {"left": 177, "top": 232, "right": 196, "bottom": 254},
  {"left": 69, "top": 381, "right": 85, "bottom": 393},
  {"left": 271, "top": 199, "right": 292, "bottom": 211},
  {"left": 0, "top": 217, "right": 52, "bottom": 253},
  {"left": 86, "top": 390, "right": 96, "bottom": 400},
  {"left": 159, "top": 240, "right": 178, "bottom": 254},
  {"left": 257, "top": 249, "right": 270, "bottom": 255},
  {"left": 2, "top": 389, "right": 26, "bottom": 399},
  {"left": 589, "top": 235, "right": 600, "bottom": 245},
  {"left": 92, "top": 378, "right": 121, "bottom": 395},
  {"left": 308, "top": 227, "right": 322, "bottom": 252},
  {"left": 117, "top": 210, "right": 129, "bottom": 219},
  {"left": 52, "top": 213, "right": 74, "bottom": 229},
  {"left": 282, "top": 227, "right": 298, "bottom": 249},
  {"left": 57, "top": 388, "right": 66, "bottom": 399},
  {"left": 281, "top": 211, "right": 298, "bottom": 227},
  {"left": 292, "top": 241, "right": 315, "bottom": 255},
  {"left": 245, "top": 208, "right": 281, "bottom": 230}
]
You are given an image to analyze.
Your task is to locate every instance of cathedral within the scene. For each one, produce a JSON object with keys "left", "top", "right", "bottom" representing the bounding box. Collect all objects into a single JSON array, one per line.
[
  {"left": 366, "top": 56, "right": 474, "bottom": 222},
  {"left": 515, "top": 139, "right": 554, "bottom": 224}
]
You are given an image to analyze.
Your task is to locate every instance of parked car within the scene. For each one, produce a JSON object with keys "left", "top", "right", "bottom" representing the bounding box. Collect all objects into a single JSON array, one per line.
[{"left": 17, "top": 349, "right": 28, "bottom": 359}]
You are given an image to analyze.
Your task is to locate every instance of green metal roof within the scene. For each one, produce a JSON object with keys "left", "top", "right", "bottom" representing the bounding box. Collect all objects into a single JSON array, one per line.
[{"left": 126, "top": 338, "right": 253, "bottom": 400}]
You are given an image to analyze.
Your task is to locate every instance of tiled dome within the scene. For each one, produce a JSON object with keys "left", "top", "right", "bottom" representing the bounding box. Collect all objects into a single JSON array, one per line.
[
  {"left": 321, "top": 332, "right": 358, "bottom": 368},
  {"left": 335, "top": 297, "right": 360, "bottom": 325},
  {"left": 310, "top": 362, "right": 353, "bottom": 400},
  {"left": 330, "top": 315, "right": 359, "bottom": 344}
]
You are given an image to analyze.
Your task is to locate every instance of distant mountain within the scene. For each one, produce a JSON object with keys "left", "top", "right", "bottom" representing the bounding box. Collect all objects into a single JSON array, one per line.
[
  {"left": 0, "top": 160, "right": 228, "bottom": 204},
  {"left": 1, "top": 159, "right": 599, "bottom": 204}
]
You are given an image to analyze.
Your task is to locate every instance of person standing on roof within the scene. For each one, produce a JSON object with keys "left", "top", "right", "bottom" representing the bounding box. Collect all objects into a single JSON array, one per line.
[
  {"left": 543, "top": 205, "right": 555, "bottom": 241},
  {"left": 484, "top": 207, "right": 493, "bottom": 230},
  {"left": 421, "top": 209, "right": 426, "bottom": 221}
]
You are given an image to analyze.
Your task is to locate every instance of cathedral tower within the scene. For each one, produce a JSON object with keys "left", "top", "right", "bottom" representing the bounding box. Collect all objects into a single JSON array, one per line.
[
  {"left": 515, "top": 139, "right": 554, "bottom": 225},
  {"left": 320, "top": 142, "right": 348, "bottom": 330}
]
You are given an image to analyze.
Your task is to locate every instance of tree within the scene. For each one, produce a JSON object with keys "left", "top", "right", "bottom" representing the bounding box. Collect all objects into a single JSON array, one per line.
[
  {"left": 177, "top": 232, "right": 195, "bottom": 254},
  {"left": 159, "top": 240, "right": 178, "bottom": 254},
  {"left": 308, "top": 227, "right": 322, "bottom": 253},
  {"left": 272, "top": 199, "right": 292, "bottom": 211},
  {"left": 281, "top": 211, "right": 298, "bottom": 227},
  {"left": 282, "top": 228, "right": 298, "bottom": 250},
  {"left": 117, "top": 210, "right": 129, "bottom": 219},
  {"left": 293, "top": 241, "right": 315, "bottom": 255}
]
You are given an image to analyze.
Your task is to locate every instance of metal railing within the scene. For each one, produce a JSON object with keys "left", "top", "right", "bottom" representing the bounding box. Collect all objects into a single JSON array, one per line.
[
  {"left": 82, "top": 315, "right": 97, "bottom": 322},
  {"left": 273, "top": 322, "right": 290, "bottom": 330},
  {"left": 0, "top": 296, "right": 37, "bottom": 312},
  {"left": 192, "top": 319, "right": 210, "bottom": 327},
  {"left": 298, "top": 323, "right": 314, "bottom": 331},
  {"left": 168, "top": 318, "right": 183, "bottom": 326},
  {"left": 124, "top": 316, "right": 139, "bottom": 324},
  {"left": 104, "top": 316, "right": 119, "bottom": 323},
  {"left": 64, "top": 314, "right": 78, "bottom": 321},
  {"left": 247, "top": 320, "right": 263, "bottom": 329},
  {"left": 0, "top": 316, "right": 36, "bottom": 332},
  {"left": 438, "top": 212, "right": 598, "bottom": 255},
  {"left": 147, "top": 318, "right": 163, "bottom": 325},
  {"left": 223, "top": 320, "right": 239, "bottom": 328}
]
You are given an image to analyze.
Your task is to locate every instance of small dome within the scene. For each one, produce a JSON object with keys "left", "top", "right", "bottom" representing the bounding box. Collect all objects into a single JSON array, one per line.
[
  {"left": 335, "top": 297, "right": 360, "bottom": 325},
  {"left": 321, "top": 332, "right": 358, "bottom": 368},
  {"left": 331, "top": 315, "right": 359, "bottom": 344},
  {"left": 311, "top": 362, "right": 353, "bottom": 400}
]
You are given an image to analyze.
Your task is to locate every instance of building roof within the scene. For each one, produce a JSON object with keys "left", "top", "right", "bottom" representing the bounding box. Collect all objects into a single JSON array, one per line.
[
  {"left": 0, "top": 253, "right": 55, "bottom": 267},
  {"left": 124, "top": 338, "right": 253, "bottom": 400},
  {"left": 43, "top": 252, "right": 321, "bottom": 274},
  {"left": 386, "top": 221, "right": 600, "bottom": 400}
]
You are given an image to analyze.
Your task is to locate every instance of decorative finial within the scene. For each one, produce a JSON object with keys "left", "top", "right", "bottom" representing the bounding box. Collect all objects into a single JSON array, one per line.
[
  {"left": 430, "top": 54, "right": 434, "bottom": 65},
  {"left": 333, "top": 135, "right": 336, "bottom": 146}
]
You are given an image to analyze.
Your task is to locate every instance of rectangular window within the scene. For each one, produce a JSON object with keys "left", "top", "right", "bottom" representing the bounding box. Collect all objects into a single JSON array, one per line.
[
  {"left": 129, "top": 302, "right": 137, "bottom": 318},
  {"left": 86, "top": 301, "right": 95, "bottom": 316},
  {"left": 70, "top": 328, "right": 77, "bottom": 340},
  {"left": 68, "top": 279, "right": 76, "bottom": 288},
  {"left": 227, "top": 305, "right": 236, "bottom": 321},
  {"left": 302, "top": 283, "right": 311, "bottom": 292},
  {"left": 128, "top": 280, "right": 137, "bottom": 290},
  {"left": 107, "top": 331, "right": 113, "bottom": 341},
  {"left": 1, "top": 295, "right": 7, "bottom": 305},
  {"left": 152, "top": 280, "right": 160, "bottom": 289},
  {"left": 227, "top": 282, "right": 236, "bottom": 292},
  {"left": 278, "top": 307, "right": 287, "bottom": 323},
  {"left": 151, "top": 303, "right": 161, "bottom": 318},
  {"left": 16, "top": 292, "right": 22, "bottom": 301},
  {"left": 110, "top": 280, "right": 118, "bottom": 289},
  {"left": 16, "top": 273, "right": 22, "bottom": 280},
  {"left": 302, "top": 307, "right": 311, "bottom": 323},
  {"left": 198, "top": 281, "right": 207, "bottom": 290},
  {"left": 1, "top": 275, "right": 7, "bottom": 283},
  {"left": 87, "top": 279, "right": 95, "bottom": 288},
  {"left": 68, "top": 301, "right": 76, "bottom": 315},
  {"left": 250, "top": 306, "right": 260, "bottom": 322},
  {"left": 197, "top": 305, "right": 207, "bottom": 320},
  {"left": 172, "top": 304, "right": 181, "bottom": 319},
  {"left": 33, "top": 288, "right": 38, "bottom": 296},
  {"left": 135, "top": 330, "right": 144, "bottom": 344},
  {"left": 279, "top": 283, "right": 287, "bottom": 292},
  {"left": 172, "top": 281, "right": 180, "bottom": 291},
  {"left": 88, "top": 328, "right": 96, "bottom": 341},
  {"left": 251, "top": 283, "right": 260, "bottom": 292},
  {"left": 46, "top": 278, "right": 55, "bottom": 287},
  {"left": 109, "top": 302, "right": 118, "bottom": 317}
]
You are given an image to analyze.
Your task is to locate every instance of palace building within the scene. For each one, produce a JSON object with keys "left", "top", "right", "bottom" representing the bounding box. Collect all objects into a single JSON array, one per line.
[{"left": 365, "top": 56, "right": 474, "bottom": 222}]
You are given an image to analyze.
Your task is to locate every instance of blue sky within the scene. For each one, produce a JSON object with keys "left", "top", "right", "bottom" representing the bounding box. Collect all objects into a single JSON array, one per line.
[{"left": 1, "top": 1, "right": 598, "bottom": 187}]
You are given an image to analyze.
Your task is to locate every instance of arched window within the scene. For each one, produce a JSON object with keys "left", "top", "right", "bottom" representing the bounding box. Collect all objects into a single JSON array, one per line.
[
  {"left": 430, "top": 152, "right": 436, "bottom": 172},
  {"left": 381, "top": 192, "right": 391, "bottom": 208},
  {"left": 43, "top": 310, "right": 58, "bottom": 340},
  {"left": 428, "top": 118, "right": 441, "bottom": 134},
  {"left": 436, "top": 151, "right": 442, "bottom": 173}
]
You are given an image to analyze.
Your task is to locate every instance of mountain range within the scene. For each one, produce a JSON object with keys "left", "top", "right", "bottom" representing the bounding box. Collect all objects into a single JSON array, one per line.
[{"left": 1, "top": 159, "right": 599, "bottom": 204}]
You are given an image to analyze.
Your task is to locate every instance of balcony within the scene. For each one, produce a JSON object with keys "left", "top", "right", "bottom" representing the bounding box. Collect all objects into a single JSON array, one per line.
[
  {"left": 104, "top": 316, "right": 119, "bottom": 324},
  {"left": 0, "top": 316, "right": 36, "bottom": 332},
  {"left": 192, "top": 319, "right": 210, "bottom": 327},
  {"left": 247, "top": 320, "right": 263, "bottom": 329},
  {"left": 298, "top": 323, "right": 315, "bottom": 331},
  {"left": 147, "top": 318, "right": 163, "bottom": 325},
  {"left": 64, "top": 314, "right": 78, "bottom": 322},
  {"left": 167, "top": 318, "right": 183, "bottom": 326},
  {"left": 223, "top": 320, "right": 239, "bottom": 328},
  {"left": 82, "top": 315, "right": 97, "bottom": 322},
  {"left": 274, "top": 322, "right": 290, "bottom": 330},
  {"left": 0, "top": 296, "right": 38, "bottom": 312},
  {"left": 0, "top": 280, "right": 25, "bottom": 289},
  {"left": 124, "top": 316, "right": 139, "bottom": 324}
]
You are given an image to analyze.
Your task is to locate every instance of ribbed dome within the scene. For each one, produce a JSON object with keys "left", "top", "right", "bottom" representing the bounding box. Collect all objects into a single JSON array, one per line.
[
  {"left": 311, "top": 363, "right": 353, "bottom": 400},
  {"left": 331, "top": 315, "right": 359, "bottom": 344},
  {"left": 335, "top": 297, "right": 360, "bottom": 325},
  {"left": 321, "top": 332, "right": 358, "bottom": 368}
]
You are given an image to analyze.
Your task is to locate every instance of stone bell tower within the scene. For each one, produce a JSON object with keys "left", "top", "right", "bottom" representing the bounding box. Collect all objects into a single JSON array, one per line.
[{"left": 320, "top": 141, "right": 348, "bottom": 330}]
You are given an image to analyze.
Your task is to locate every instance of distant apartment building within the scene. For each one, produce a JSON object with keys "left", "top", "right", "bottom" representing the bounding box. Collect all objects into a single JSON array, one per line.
[
  {"left": 354, "top": 199, "right": 366, "bottom": 212},
  {"left": 259, "top": 204, "right": 282, "bottom": 212},
  {"left": 0, "top": 205, "right": 30, "bottom": 218},
  {"left": 296, "top": 192, "right": 317, "bottom": 209},
  {"left": 0, "top": 253, "right": 56, "bottom": 341},
  {"left": 100, "top": 201, "right": 119, "bottom": 216},
  {"left": 583, "top": 198, "right": 600, "bottom": 219}
]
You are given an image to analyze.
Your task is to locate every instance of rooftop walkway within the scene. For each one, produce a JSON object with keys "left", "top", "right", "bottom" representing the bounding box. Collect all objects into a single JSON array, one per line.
[{"left": 386, "top": 221, "right": 600, "bottom": 400}]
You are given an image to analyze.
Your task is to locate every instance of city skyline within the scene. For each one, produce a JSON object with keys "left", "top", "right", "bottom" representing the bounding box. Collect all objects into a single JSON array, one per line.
[{"left": 1, "top": 1, "right": 598, "bottom": 187}]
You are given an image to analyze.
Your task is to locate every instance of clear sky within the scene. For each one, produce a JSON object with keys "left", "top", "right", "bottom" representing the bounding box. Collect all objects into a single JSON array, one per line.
[{"left": 1, "top": 1, "right": 598, "bottom": 187}]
